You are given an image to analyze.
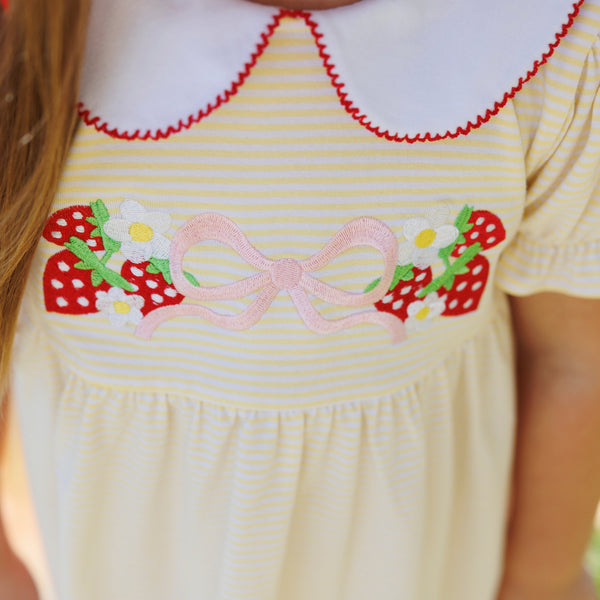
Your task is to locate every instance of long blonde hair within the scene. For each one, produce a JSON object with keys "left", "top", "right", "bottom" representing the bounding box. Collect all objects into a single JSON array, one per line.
[{"left": 0, "top": 0, "right": 91, "bottom": 399}]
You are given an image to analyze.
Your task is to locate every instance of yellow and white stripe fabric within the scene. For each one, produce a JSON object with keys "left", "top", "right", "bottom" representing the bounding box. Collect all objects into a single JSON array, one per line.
[{"left": 10, "top": 3, "right": 600, "bottom": 600}]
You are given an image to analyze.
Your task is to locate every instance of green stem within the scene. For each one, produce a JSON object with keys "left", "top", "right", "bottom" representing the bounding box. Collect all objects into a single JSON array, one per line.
[
  {"left": 100, "top": 250, "right": 115, "bottom": 266},
  {"left": 440, "top": 252, "right": 452, "bottom": 270},
  {"left": 65, "top": 237, "right": 134, "bottom": 291},
  {"left": 418, "top": 242, "right": 482, "bottom": 298},
  {"left": 364, "top": 263, "right": 414, "bottom": 294}
]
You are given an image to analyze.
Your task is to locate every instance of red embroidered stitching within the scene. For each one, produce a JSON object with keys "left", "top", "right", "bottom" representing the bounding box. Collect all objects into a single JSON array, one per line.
[
  {"left": 303, "top": 1, "right": 585, "bottom": 143},
  {"left": 77, "top": 2, "right": 584, "bottom": 143},
  {"left": 0, "top": 0, "right": 8, "bottom": 12},
  {"left": 77, "top": 11, "right": 286, "bottom": 141}
]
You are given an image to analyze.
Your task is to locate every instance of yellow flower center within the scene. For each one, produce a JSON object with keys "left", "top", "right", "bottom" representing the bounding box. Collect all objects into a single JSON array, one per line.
[
  {"left": 113, "top": 301, "right": 131, "bottom": 315},
  {"left": 129, "top": 222, "right": 154, "bottom": 243},
  {"left": 416, "top": 306, "right": 430, "bottom": 321},
  {"left": 415, "top": 228, "right": 436, "bottom": 249}
]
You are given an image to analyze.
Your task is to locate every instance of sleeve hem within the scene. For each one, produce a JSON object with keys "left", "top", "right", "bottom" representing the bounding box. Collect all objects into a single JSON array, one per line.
[{"left": 495, "top": 234, "right": 600, "bottom": 297}]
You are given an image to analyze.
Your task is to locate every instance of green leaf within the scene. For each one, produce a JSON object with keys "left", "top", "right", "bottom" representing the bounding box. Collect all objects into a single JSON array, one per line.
[
  {"left": 443, "top": 274, "right": 455, "bottom": 290},
  {"left": 64, "top": 236, "right": 134, "bottom": 292},
  {"left": 364, "top": 264, "right": 414, "bottom": 294},
  {"left": 417, "top": 241, "right": 483, "bottom": 298},
  {"left": 65, "top": 237, "right": 98, "bottom": 267},
  {"left": 101, "top": 268, "right": 135, "bottom": 291},
  {"left": 90, "top": 198, "right": 110, "bottom": 225},
  {"left": 146, "top": 264, "right": 161, "bottom": 275},
  {"left": 392, "top": 264, "right": 414, "bottom": 288},
  {"left": 90, "top": 198, "right": 121, "bottom": 256},
  {"left": 74, "top": 261, "right": 87, "bottom": 270},
  {"left": 438, "top": 246, "right": 453, "bottom": 269},
  {"left": 184, "top": 271, "right": 200, "bottom": 287},
  {"left": 364, "top": 277, "right": 381, "bottom": 293},
  {"left": 91, "top": 271, "right": 103, "bottom": 287},
  {"left": 87, "top": 217, "right": 98, "bottom": 226},
  {"left": 456, "top": 266, "right": 469, "bottom": 275},
  {"left": 90, "top": 227, "right": 100, "bottom": 238},
  {"left": 148, "top": 257, "right": 172, "bottom": 285},
  {"left": 454, "top": 204, "right": 474, "bottom": 233}
]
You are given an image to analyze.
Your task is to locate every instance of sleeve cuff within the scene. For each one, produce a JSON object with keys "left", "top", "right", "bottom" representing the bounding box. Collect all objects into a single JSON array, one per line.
[{"left": 495, "top": 235, "right": 600, "bottom": 297}]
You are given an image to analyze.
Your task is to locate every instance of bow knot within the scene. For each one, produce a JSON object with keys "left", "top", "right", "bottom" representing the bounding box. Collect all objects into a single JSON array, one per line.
[{"left": 271, "top": 258, "right": 303, "bottom": 290}]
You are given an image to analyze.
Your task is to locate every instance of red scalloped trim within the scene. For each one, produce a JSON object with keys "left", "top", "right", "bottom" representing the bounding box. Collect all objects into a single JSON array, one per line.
[
  {"left": 78, "top": 10, "right": 287, "bottom": 141},
  {"left": 78, "top": 1, "right": 585, "bottom": 143},
  {"left": 303, "top": 0, "right": 585, "bottom": 143}
]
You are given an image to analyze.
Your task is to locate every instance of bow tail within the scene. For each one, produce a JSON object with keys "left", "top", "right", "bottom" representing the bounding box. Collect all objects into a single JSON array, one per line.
[
  {"left": 135, "top": 285, "right": 279, "bottom": 340},
  {"left": 288, "top": 287, "right": 406, "bottom": 345}
]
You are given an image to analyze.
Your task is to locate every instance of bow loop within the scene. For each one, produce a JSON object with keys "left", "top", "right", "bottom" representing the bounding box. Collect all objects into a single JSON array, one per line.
[{"left": 170, "top": 213, "right": 273, "bottom": 301}]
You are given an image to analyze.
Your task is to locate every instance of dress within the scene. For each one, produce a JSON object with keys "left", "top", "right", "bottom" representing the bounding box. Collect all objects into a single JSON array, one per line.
[{"left": 8, "top": 0, "right": 600, "bottom": 598}]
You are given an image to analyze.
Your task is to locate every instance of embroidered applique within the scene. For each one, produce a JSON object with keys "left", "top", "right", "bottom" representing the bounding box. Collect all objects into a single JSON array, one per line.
[
  {"left": 42, "top": 199, "right": 193, "bottom": 321},
  {"left": 95, "top": 287, "right": 145, "bottom": 328},
  {"left": 396, "top": 206, "right": 460, "bottom": 269},
  {"left": 368, "top": 205, "right": 506, "bottom": 326},
  {"left": 43, "top": 204, "right": 403, "bottom": 341},
  {"left": 405, "top": 292, "right": 446, "bottom": 333},
  {"left": 103, "top": 199, "right": 172, "bottom": 263},
  {"left": 43, "top": 201, "right": 505, "bottom": 342}
]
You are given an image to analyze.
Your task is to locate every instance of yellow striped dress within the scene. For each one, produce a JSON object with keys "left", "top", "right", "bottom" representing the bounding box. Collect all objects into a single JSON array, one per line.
[{"left": 8, "top": 0, "right": 600, "bottom": 598}]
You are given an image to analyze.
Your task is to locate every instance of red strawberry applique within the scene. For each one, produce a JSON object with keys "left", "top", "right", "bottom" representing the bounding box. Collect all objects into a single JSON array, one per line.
[
  {"left": 442, "top": 254, "right": 490, "bottom": 316},
  {"left": 374, "top": 266, "right": 432, "bottom": 322},
  {"left": 451, "top": 209, "right": 505, "bottom": 257},
  {"left": 43, "top": 249, "right": 110, "bottom": 314},
  {"left": 121, "top": 261, "right": 186, "bottom": 316},
  {"left": 43, "top": 205, "right": 104, "bottom": 251},
  {"left": 372, "top": 204, "right": 506, "bottom": 329}
]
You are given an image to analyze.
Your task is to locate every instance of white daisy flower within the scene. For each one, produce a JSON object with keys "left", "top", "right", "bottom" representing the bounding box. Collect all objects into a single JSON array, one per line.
[
  {"left": 405, "top": 292, "right": 446, "bottom": 332},
  {"left": 95, "top": 287, "right": 145, "bottom": 328},
  {"left": 397, "top": 207, "right": 459, "bottom": 269},
  {"left": 104, "top": 199, "right": 172, "bottom": 264}
]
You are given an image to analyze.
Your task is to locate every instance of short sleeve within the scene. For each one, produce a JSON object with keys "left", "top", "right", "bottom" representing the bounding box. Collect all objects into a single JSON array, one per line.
[{"left": 496, "top": 23, "right": 600, "bottom": 297}]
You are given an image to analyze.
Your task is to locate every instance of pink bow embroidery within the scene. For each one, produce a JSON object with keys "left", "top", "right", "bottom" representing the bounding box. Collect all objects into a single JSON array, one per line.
[{"left": 135, "top": 213, "right": 405, "bottom": 344}]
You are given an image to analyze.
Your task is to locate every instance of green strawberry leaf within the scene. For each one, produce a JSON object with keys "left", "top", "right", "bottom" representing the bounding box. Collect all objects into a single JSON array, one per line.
[
  {"left": 90, "top": 198, "right": 110, "bottom": 224},
  {"left": 454, "top": 204, "right": 474, "bottom": 233},
  {"left": 364, "top": 263, "right": 414, "bottom": 294},
  {"left": 146, "top": 264, "right": 161, "bottom": 275},
  {"left": 364, "top": 277, "right": 381, "bottom": 294},
  {"left": 146, "top": 261, "right": 199, "bottom": 287},
  {"left": 438, "top": 246, "right": 453, "bottom": 269},
  {"left": 443, "top": 274, "right": 455, "bottom": 290},
  {"left": 64, "top": 236, "right": 134, "bottom": 292},
  {"left": 184, "top": 271, "right": 200, "bottom": 287},
  {"left": 148, "top": 257, "right": 172, "bottom": 284},
  {"left": 90, "top": 271, "right": 103, "bottom": 287},
  {"left": 434, "top": 205, "right": 475, "bottom": 266},
  {"left": 417, "top": 242, "right": 482, "bottom": 298},
  {"left": 90, "top": 198, "right": 121, "bottom": 257},
  {"left": 392, "top": 264, "right": 415, "bottom": 287},
  {"left": 399, "top": 264, "right": 415, "bottom": 281}
]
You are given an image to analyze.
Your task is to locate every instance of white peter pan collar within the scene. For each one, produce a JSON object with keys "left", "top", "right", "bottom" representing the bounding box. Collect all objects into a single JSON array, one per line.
[{"left": 79, "top": 0, "right": 586, "bottom": 142}]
